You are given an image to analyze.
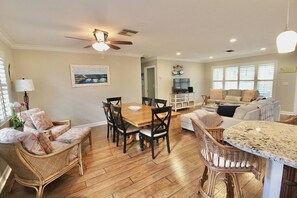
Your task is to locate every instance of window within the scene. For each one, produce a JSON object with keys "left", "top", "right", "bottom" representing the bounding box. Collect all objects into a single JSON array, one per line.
[
  {"left": 0, "top": 57, "right": 11, "bottom": 123},
  {"left": 211, "top": 62, "right": 275, "bottom": 97}
]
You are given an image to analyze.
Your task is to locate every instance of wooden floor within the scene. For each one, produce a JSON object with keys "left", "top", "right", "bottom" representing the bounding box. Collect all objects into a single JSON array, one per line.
[{"left": 1, "top": 110, "right": 264, "bottom": 198}]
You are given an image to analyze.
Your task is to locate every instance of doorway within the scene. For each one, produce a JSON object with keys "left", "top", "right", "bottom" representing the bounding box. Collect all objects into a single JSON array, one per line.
[{"left": 144, "top": 66, "right": 156, "bottom": 99}]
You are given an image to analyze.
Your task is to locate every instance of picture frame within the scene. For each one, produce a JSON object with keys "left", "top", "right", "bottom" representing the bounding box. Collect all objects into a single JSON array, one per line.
[{"left": 70, "top": 64, "right": 110, "bottom": 87}]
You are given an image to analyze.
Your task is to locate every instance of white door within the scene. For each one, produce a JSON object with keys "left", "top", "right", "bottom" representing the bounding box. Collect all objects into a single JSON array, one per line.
[{"left": 144, "top": 66, "right": 156, "bottom": 99}]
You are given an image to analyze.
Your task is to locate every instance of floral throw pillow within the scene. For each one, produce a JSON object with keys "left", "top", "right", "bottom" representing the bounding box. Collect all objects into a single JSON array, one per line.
[
  {"left": 30, "top": 111, "right": 54, "bottom": 131},
  {"left": 37, "top": 132, "right": 53, "bottom": 154},
  {"left": 21, "top": 133, "right": 46, "bottom": 155},
  {"left": 17, "top": 108, "right": 40, "bottom": 128}
]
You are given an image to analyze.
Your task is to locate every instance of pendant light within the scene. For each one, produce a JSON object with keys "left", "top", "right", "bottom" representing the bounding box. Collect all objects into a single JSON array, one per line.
[{"left": 276, "top": 0, "right": 297, "bottom": 53}]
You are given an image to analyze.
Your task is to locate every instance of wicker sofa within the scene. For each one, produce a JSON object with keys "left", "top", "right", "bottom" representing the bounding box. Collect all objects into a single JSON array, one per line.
[{"left": 207, "top": 89, "right": 260, "bottom": 104}]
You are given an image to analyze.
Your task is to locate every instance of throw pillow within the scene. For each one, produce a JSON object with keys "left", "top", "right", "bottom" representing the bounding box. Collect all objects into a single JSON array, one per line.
[
  {"left": 30, "top": 111, "right": 54, "bottom": 131},
  {"left": 242, "top": 90, "right": 257, "bottom": 102},
  {"left": 225, "top": 95, "right": 241, "bottom": 101},
  {"left": 199, "top": 112, "right": 223, "bottom": 128},
  {"left": 17, "top": 108, "right": 40, "bottom": 128},
  {"left": 210, "top": 89, "right": 223, "bottom": 100},
  {"left": 233, "top": 104, "right": 258, "bottom": 119},
  {"left": 227, "top": 89, "right": 242, "bottom": 97},
  {"left": 21, "top": 133, "right": 46, "bottom": 155},
  {"left": 0, "top": 128, "right": 31, "bottom": 143},
  {"left": 217, "top": 105, "right": 240, "bottom": 117},
  {"left": 37, "top": 132, "right": 53, "bottom": 154}
]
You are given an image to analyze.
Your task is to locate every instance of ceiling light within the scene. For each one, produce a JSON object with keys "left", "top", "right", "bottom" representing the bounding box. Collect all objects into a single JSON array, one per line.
[
  {"left": 260, "top": 48, "right": 266, "bottom": 51},
  {"left": 209, "top": 56, "right": 213, "bottom": 59},
  {"left": 176, "top": 52, "right": 181, "bottom": 56},
  {"left": 92, "top": 42, "right": 110, "bottom": 52},
  {"left": 95, "top": 31, "right": 105, "bottom": 42},
  {"left": 229, "top": 38, "right": 237, "bottom": 43},
  {"left": 276, "top": 0, "right": 297, "bottom": 53}
]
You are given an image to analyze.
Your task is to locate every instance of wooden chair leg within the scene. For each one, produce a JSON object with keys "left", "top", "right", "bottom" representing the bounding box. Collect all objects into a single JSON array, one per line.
[
  {"left": 206, "top": 170, "right": 217, "bottom": 197},
  {"left": 112, "top": 125, "right": 116, "bottom": 142},
  {"left": 8, "top": 176, "right": 15, "bottom": 192},
  {"left": 231, "top": 173, "right": 243, "bottom": 198},
  {"left": 107, "top": 123, "right": 110, "bottom": 138},
  {"left": 199, "top": 166, "right": 208, "bottom": 195},
  {"left": 166, "top": 135, "right": 170, "bottom": 153},
  {"left": 116, "top": 131, "right": 120, "bottom": 147},
  {"left": 225, "top": 173, "right": 235, "bottom": 198},
  {"left": 88, "top": 133, "right": 92, "bottom": 145},
  {"left": 151, "top": 138, "right": 155, "bottom": 159},
  {"left": 123, "top": 134, "right": 127, "bottom": 153}
]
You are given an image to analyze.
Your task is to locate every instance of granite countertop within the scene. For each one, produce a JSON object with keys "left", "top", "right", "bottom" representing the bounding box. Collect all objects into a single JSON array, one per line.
[{"left": 223, "top": 121, "right": 297, "bottom": 169}]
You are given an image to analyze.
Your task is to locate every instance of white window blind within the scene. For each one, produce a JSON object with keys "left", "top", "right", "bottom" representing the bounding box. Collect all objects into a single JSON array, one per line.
[
  {"left": 212, "top": 67, "right": 223, "bottom": 89},
  {"left": 0, "top": 58, "right": 11, "bottom": 123},
  {"left": 224, "top": 66, "right": 238, "bottom": 89},
  {"left": 257, "top": 63, "right": 274, "bottom": 97},
  {"left": 239, "top": 65, "right": 255, "bottom": 89}
]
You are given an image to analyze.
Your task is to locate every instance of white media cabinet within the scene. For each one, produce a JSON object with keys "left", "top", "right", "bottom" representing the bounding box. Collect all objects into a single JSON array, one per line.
[{"left": 169, "top": 93, "right": 195, "bottom": 112}]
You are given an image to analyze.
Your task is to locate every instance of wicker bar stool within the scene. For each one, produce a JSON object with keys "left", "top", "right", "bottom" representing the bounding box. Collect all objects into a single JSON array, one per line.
[
  {"left": 191, "top": 119, "right": 262, "bottom": 197},
  {"left": 278, "top": 115, "right": 297, "bottom": 198}
]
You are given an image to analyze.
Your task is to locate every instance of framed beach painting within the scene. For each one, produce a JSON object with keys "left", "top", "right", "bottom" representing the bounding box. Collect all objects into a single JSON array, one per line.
[{"left": 70, "top": 64, "right": 110, "bottom": 87}]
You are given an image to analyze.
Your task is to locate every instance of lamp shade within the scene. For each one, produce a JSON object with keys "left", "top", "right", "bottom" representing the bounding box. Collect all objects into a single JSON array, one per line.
[
  {"left": 276, "top": 30, "right": 297, "bottom": 53},
  {"left": 92, "top": 42, "right": 110, "bottom": 52},
  {"left": 14, "top": 79, "right": 35, "bottom": 92}
]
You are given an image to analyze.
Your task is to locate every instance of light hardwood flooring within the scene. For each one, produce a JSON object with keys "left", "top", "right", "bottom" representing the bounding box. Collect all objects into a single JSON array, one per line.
[{"left": 1, "top": 108, "right": 264, "bottom": 198}]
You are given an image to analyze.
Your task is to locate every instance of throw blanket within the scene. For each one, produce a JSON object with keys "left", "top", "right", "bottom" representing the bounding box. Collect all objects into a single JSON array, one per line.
[{"left": 257, "top": 100, "right": 274, "bottom": 121}]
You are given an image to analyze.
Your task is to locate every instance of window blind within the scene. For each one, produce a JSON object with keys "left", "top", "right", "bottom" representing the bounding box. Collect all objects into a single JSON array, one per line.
[{"left": 0, "top": 58, "right": 11, "bottom": 123}]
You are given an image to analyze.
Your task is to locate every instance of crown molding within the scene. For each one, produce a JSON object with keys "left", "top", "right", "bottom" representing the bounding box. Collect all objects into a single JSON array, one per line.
[
  {"left": 156, "top": 56, "right": 203, "bottom": 63},
  {"left": 0, "top": 29, "right": 13, "bottom": 47}
]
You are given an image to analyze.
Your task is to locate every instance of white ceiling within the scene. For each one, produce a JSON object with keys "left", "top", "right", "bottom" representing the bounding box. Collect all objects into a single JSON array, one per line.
[{"left": 0, "top": 0, "right": 296, "bottom": 62}]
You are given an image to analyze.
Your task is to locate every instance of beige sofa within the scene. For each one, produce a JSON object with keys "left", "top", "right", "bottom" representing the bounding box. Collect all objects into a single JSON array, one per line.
[
  {"left": 181, "top": 98, "right": 280, "bottom": 131},
  {"left": 207, "top": 89, "right": 260, "bottom": 104}
]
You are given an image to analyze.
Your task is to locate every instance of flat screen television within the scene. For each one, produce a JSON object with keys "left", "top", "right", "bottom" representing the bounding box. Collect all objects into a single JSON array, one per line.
[{"left": 173, "top": 78, "right": 190, "bottom": 93}]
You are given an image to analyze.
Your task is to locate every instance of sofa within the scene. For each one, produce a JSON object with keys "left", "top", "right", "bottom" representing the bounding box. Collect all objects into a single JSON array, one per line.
[
  {"left": 181, "top": 99, "right": 280, "bottom": 131},
  {"left": 207, "top": 89, "right": 260, "bottom": 104}
]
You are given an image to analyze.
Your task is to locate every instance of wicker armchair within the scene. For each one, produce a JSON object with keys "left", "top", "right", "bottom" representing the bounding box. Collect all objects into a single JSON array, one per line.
[
  {"left": 0, "top": 141, "right": 83, "bottom": 198},
  {"left": 191, "top": 118, "right": 262, "bottom": 197}
]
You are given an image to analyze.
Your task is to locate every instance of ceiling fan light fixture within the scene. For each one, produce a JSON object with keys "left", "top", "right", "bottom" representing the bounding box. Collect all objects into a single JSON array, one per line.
[
  {"left": 95, "top": 31, "right": 105, "bottom": 42},
  {"left": 276, "top": 30, "right": 297, "bottom": 53},
  {"left": 92, "top": 42, "right": 110, "bottom": 52}
]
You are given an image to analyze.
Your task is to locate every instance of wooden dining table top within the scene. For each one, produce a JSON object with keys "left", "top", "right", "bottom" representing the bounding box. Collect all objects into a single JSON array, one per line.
[{"left": 120, "top": 102, "right": 180, "bottom": 127}]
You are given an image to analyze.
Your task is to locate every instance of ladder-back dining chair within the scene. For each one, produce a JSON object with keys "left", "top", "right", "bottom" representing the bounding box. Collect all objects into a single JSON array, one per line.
[
  {"left": 154, "top": 98, "right": 167, "bottom": 108},
  {"left": 102, "top": 101, "right": 116, "bottom": 142},
  {"left": 111, "top": 105, "right": 140, "bottom": 153},
  {"left": 191, "top": 118, "right": 262, "bottom": 197},
  {"left": 106, "top": 97, "right": 122, "bottom": 105},
  {"left": 139, "top": 106, "right": 172, "bottom": 159},
  {"left": 142, "top": 97, "right": 152, "bottom": 106}
]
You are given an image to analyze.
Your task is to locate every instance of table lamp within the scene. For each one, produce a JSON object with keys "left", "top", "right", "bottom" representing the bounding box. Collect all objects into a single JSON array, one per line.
[{"left": 14, "top": 78, "right": 35, "bottom": 110}]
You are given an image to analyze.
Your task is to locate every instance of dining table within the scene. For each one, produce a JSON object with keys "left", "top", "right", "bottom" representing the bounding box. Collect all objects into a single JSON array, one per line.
[
  {"left": 120, "top": 102, "right": 181, "bottom": 128},
  {"left": 223, "top": 121, "right": 297, "bottom": 198}
]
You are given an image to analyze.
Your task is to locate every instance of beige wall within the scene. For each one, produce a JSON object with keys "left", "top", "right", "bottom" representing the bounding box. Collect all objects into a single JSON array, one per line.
[
  {"left": 156, "top": 59, "right": 206, "bottom": 102},
  {"left": 13, "top": 49, "right": 142, "bottom": 126},
  {"left": 205, "top": 52, "right": 297, "bottom": 111}
]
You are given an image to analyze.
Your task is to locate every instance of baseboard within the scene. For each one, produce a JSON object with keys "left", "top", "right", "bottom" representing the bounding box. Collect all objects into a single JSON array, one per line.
[
  {"left": 73, "top": 121, "right": 107, "bottom": 128},
  {"left": 0, "top": 166, "right": 11, "bottom": 193}
]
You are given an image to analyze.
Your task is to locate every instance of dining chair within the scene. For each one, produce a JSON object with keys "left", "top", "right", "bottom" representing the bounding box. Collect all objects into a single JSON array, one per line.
[
  {"left": 154, "top": 98, "right": 167, "bottom": 108},
  {"left": 102, "top": 101, "right": 116, "bottom": 142},
  {"left": 106, "top": 97, "right": 122, "bottom": 105},
  {"left": 278, "top": 115, "right": 297, "bottom": 198},
  {"left": 191, "top": 118, "right": 262, "bottom": 198},
  {"left": 139, "top": 106, "right": 172, "bottom": 159},
  {"left": 142, "top": 97, "right": 152, "bottom": 106},
  {"left": 111, "top": 105, "right": 140, "bottom": 153}
]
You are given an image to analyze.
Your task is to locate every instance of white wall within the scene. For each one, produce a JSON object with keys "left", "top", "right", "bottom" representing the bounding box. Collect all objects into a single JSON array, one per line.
[
  {"left": 13, "top": 49, "right": 142, "bottom": 126},
  {"left": 156, "top": 59, "right": 206, "bottom": 102}
]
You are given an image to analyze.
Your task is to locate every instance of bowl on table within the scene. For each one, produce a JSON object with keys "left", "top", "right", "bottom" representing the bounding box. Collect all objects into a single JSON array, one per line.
[{"left": 128, "top": 106, "right": 142, "bottom": 111}]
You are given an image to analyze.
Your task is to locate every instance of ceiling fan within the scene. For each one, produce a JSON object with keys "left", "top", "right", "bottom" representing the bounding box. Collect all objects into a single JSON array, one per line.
[{"left": 65, "top": 29, "right": 133, "bottom": 51}]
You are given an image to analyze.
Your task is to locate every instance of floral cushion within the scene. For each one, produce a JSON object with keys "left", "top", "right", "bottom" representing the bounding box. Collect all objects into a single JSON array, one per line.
[
  {"left": 30, "top": 111, "right": 54, "bottom": 131},
  {"left": 37, "top": 132, "right": 53, "bottom": 154},
  {"left": 56, "top": 127, "right": 91, "bottom": 144},
  {"left": 0, "top": 128, "right": 31, "bottom": 143},
  {"left": 51, "top": 141, "right": 78, "bottom": 161},
  {"left": 17, "top": 108, "right": 40, "bottom": 128},
  {"left": 50, "top": 125, "right": 70, "bottom": 140},
  {"left": 23, "top": 124, "right": 39, "bottom": 134},
  {"left": 0, "top": 128, "right": 46, "bottom": 155}
]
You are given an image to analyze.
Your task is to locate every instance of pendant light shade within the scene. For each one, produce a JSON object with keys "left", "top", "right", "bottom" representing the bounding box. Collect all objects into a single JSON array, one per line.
[
  {"left": 276, "top": 30, "right": 297, "bottom": 53},
  {"left": 276, "top": 0, "right": 297, "bottom": 53}
]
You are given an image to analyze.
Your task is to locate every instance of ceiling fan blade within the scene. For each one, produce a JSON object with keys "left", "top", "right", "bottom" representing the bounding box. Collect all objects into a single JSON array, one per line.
[
  {"left": 65, "top": 36, "right": 92, "bottom": 41},
  {"left": 84, "top": 44, "right": 92, "bottom": 48},
  {"left": 107, "top": 41, "right": 133, "bottom": 45},
  {"left": 107, "top": 43, "right": 120, "bottom": 50}
]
